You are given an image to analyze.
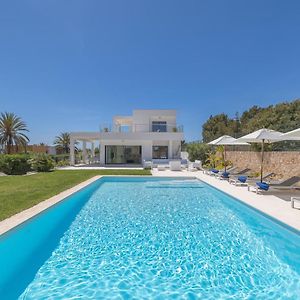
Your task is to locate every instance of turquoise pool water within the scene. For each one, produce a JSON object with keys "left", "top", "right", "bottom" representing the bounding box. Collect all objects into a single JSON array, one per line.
[{"left": 0, "top": 177, "right": 300, "bottom": 299}]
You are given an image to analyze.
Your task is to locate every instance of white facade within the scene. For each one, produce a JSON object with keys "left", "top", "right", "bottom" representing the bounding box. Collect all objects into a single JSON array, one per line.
[{"left": 70, "top": 110, "right": 184, "bottom": 165}]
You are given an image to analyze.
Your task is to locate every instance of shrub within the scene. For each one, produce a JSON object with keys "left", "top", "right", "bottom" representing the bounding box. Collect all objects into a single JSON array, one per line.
[
  {"left": 55, "top": 160, "right": 70, "bottom": 167},
  {"left": 30, "top": 154, "right": 54, "bottom": 172},
  {"left": 185, "top": 142, "right": 210, "bottom": 162},
  {"left": 0, "top": 154, "right": 31, "bottom": 175}
]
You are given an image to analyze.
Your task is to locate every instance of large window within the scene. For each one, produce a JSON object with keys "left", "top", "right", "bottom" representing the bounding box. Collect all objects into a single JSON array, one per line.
[
  {"left": 152, "top": 146, "right": 168, "bottom": 159},
  {"left": 105, "top": 146, "right": 142, "bottom": 164},
  {"left": 152, "top": 121, "right": 167, "bottom": 132}
]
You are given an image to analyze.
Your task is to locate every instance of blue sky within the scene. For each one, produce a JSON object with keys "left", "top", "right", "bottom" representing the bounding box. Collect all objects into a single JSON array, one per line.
[{"left": 1, "top": 0, "right": 300, "bottom": 144}]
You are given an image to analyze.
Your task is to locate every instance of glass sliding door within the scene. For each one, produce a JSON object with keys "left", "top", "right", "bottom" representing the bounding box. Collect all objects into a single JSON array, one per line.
[
  {"left": 124, "top": 146, "right": 141, "bottom": 164},
  {"left": 152, "top": 146, "right": 168, "bottom": 159},
  {"left": 105, "top": 146, "right": 142, "bottom": 164},
  {"left": 105, "top": 146, "right": 124, "bottom": 164}
]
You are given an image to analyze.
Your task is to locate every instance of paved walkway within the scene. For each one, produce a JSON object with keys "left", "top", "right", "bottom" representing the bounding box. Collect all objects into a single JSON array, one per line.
[{"left": 152, "top": 169, "right": 300, "bottom": 232}]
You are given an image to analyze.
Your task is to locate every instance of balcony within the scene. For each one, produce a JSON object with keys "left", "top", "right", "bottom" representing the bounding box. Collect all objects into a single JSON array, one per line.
[{"left": 100, "top": 124, "right": 183, "bottom": 133}]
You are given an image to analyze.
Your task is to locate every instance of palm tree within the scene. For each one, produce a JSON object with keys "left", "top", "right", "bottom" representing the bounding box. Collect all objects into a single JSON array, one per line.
[
  {"left": 0, "top": 112, "right": 29, "bottom": 154},
  {"left": 54, "top": 132, "right": 77, "bottom": 154}
]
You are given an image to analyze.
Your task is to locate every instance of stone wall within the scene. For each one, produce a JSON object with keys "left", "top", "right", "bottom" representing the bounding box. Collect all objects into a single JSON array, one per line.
[{"left": 225, "top": 151, "right": 300, "bottom": 179}]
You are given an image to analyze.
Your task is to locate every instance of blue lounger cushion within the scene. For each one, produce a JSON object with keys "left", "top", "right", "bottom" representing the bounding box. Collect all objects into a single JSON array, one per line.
[
  {"left": 238, "top": 176, "right": 247, "bottom": 183},
  {"left": 256, "top": 182, "right": 269, "bottom": 191},
  {"left": 222, "top": 172, "right": 230, "bottom": 178},
  {"left": 211, "top": 169, "right": 219, "bottom": 174}
]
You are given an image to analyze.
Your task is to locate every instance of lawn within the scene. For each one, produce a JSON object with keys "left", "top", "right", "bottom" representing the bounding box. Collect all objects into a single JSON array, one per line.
[{"left": 0, "top": 169, "right": 151, "bottom": 221}]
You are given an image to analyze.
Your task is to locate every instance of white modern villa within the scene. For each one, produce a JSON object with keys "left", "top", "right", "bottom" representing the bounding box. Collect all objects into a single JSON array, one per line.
[{"left": 70, "top": 110, "right": 184, "bottom": 166}]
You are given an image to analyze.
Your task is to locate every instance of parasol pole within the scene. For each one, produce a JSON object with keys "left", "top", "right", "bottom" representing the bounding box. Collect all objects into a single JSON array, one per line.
[
  {"left": 224, "top": 145, "right": 227, "bottom": 172},
  {"left": 260, "top": 139, "right": 264, "bottom": 182}
]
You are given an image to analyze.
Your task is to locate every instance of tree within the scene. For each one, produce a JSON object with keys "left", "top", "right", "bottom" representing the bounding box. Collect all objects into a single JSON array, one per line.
[
  {"left": 54, "top": 132, "right": 76, "bottom": 154},
  {"left": 202, "top": 114, "right": 236, "bottom": 142},
  {"left": 201, "top": 99, "right": 300, "bottom": 150},
  {"left": 185, "top": 142, "right": 210, "bottom": 162},
  {"left": 0, "top": 112, "right": 29, "bottom": 154}
]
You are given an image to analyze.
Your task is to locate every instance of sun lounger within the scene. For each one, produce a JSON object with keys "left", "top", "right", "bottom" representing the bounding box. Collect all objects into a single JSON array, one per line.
[
  {"left": 230, "top": 172, "right": 275, "bottom": 186},
  {"left": 209, "top": 169, "right": 220, "bottom": 176},
  {"left": 229, "top": 175, "right": 248, "bottom": 186},
  {"left": 248, "top": 176, "right": 300, "bottom": 194},
  {"left": 226, "top": 166, "right": 237, "bottom": 173},
  {"left": 269, "top": 176, "right": 300, "bottom": 189},
  {"left": 291, "top": 197, "right": 300, "bottom": 209},
  {"left": 202, "top": 167, "right": 217, "bottom": 174},
  {"left": 230, "top": 168, "right": 252, "bottom": 176},
  {"left": 217, "top": 171, "right": 230, "bottom": 180},
  {"left": 203, "top": 166, "right": 236, "bottom": 176},
  {"left": 248, "top": 182, "right": 270, "bottom": 193}
]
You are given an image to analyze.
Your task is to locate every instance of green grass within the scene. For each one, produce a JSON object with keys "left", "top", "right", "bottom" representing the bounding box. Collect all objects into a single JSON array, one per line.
[{"left": 0, "top": 169, "right": 151, "bottom": 221}]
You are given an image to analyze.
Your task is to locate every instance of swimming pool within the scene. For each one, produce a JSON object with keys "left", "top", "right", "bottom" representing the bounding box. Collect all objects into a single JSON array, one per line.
[{"left": 0, "top": 177, "right": 300, "bottom": 299}]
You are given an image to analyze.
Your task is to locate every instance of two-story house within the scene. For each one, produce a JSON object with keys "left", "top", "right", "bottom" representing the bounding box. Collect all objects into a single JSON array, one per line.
[{"left": 70, "top": 110, "right": 184, "bottom": 166}]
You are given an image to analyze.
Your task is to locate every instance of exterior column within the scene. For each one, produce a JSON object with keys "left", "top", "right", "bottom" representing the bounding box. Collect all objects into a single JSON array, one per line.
[
  {"left": 91, "top": 142, "right": 95, "bottom": 162},
  {"left": 168, "top": 141, "right": 173, "bottom": 160},
  {"left": 142, "top": 141, "right": 152, "bottom": 162},
  {"left": 82, "top": 141, "right": 87, "bottom": 164},
  {"left": 149, "top": 141, "right": 153, "bottom": 161},
  {"left": 99, "top": 142, "right": 105, "bottom": 165},
  {"left": 98, "top": 141, "right": 101, "bottom": 163},
  {"left": 70, "top": 137, "right": 75, "bottom": 165}
]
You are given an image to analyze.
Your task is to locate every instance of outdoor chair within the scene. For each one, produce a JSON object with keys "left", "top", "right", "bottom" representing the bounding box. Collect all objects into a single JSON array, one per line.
[
  {"left": 193, "top": 160, "right": 202, "bottom": 170},
  {"left": 143, "top": 160, "right": 153, "bottom": 169},
  {"left": 169, "top": 160, "right": 181, "bottom": 171}
]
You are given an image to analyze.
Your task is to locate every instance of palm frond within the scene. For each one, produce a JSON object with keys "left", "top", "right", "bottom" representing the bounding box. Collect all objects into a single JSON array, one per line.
[{"left": 0, "top": 112, "right": 30, "bottom": 153}]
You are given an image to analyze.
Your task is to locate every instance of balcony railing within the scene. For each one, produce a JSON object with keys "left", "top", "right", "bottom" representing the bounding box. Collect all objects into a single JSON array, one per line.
[{"left": 100, "top": 124, "right": 183, "bottom": 133}]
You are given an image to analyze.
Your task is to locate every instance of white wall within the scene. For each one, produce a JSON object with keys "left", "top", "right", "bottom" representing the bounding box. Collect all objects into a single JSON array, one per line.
[
  {"left": 99, "top": 132, "right": 183, "bottom": 141},
  {"left": 132, "top": 110, "right": 177, "bottom": 132},
  {"left": 70, "top": 110, "right": 182, "bottom": 165},
  {"left": 98, "top": 139, "right": 181, "bottom": 164},
  {"left": 99, "top": 140, "right": 153, "bottom": 164}
]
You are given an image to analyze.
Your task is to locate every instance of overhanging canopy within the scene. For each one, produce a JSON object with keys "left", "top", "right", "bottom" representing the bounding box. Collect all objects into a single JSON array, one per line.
[
  {"left": 236, "top": 128, "right": 283, "bottom": 143},
  {"left": 281, "top": 128, "right": 300, "bottom": 141},
  {"left": 208, "top": 135, "right": 249, "bottom": 146}
]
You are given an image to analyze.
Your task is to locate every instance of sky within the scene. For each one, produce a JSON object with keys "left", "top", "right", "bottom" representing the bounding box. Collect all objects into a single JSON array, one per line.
[{"left": 0, "top": 0, "right": 300, "bottom": 144}]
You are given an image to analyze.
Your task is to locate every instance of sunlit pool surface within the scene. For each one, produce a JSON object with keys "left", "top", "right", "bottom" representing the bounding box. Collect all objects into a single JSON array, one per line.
[{"left": 1, "top": 177, "right": 300, "bottom": 299}]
